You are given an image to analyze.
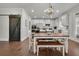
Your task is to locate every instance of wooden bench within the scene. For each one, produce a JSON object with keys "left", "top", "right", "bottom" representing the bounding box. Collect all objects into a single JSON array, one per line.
[{"left": 37, "top": 41, "right": 65, "bottom": 56}]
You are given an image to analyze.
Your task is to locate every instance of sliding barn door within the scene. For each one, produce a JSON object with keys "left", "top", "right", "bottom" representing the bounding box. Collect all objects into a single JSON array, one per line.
[{"left": 9, "top": 15, "right": 21, "bottom": 41}]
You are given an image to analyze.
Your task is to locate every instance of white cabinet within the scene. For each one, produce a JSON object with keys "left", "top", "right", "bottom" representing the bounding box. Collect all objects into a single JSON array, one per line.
[
  {"left": 75, "top": 17, "right": 79, "bottom": 38},
  {"left": 58, "top": 14, "right": 69, "bottom": 35}
]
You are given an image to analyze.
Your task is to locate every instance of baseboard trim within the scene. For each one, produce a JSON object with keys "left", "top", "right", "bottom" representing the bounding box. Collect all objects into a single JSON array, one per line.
[
  {"left": 69, "top": 38, "right": 79, "bottom": 43},
  {"left": 0, "top": 38, "right": 9, "bottom": 41},
  {"left": 21, "top": 37, "right": 29, "bottom": 42}
]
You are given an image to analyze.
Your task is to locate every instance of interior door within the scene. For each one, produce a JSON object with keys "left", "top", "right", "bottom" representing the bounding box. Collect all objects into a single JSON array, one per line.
[{"left": 9, "top": 15, "right": 21, "bottom": 41}]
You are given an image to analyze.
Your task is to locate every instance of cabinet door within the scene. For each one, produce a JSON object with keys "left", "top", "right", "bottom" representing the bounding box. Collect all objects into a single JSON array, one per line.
[{"left": 75, "top": 17, "right": 79, "bottom": 38}]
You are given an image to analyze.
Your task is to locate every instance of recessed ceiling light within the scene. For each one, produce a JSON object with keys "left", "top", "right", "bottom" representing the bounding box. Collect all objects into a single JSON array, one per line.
[
  {"left": 44, "top": 10, "right": 46, "bottom": 12},
  {"left": 56, "top": 10, "right": 59, "bottom": 13},
  {"left": 32, "top": 9, "right": 34, "bottom": 13}
]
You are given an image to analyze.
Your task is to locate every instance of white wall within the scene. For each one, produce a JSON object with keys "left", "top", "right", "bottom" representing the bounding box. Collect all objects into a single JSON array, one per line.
[
  {"left": 57, "top": 5, "right": 79, "bottom": 43},
  {"left": 21, "top": 9, "right": 31, "bottom": 41},
  {"left": 0, "top": 8, "right": 31, "bottom": 41},
  {"left": 58, "top": 14, "right": 69, "bottom": 35},
  {"left": 68, "top": 6, "right": 79, "bottom": 38},
  {"left": 57, "top": 5, "right": 79, "bottom": 38},
  {"left": 0, "top": 8, "right": 22, "bottom": 41},
  {"left": 0, "top": 16, "right": 9, "bottom": 41}
]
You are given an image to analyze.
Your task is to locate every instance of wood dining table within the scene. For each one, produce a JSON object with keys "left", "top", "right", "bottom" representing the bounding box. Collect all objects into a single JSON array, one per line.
[{"left": 32, "top": 32, "right": 69, "bottom": 54}]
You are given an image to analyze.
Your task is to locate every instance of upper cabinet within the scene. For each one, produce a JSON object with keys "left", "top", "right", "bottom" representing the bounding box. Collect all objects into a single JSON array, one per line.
[
  {"left": 59, "top": 14, "right": 69, "bottom": 28},
  {"left": 70, "top": 7, "right": 79, "bottom": 39},
  {"left": 75, "top": 15, "right": 79, "bottom": 38},
  {"left": 58, "top": 14, "right": 69, "bottom": 34}
]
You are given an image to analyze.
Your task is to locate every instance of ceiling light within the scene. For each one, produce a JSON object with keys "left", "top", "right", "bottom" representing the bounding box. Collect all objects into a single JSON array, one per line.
[
  {"left": 56, "top": 10, "right": 59, "bottom": 13},
  {"left": 32, "top": 9, "right": 34, "bottom": 12},
  {"left": 44, "top": 3, "right": 54, "bottom": 16}
]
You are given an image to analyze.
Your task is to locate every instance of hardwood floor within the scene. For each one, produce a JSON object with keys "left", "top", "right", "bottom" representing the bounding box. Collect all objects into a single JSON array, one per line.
[
  {"left": 68, "top": 39, "right": 79, "bottom": 56},
  {"left": 0, "top": 40, "right": 29, "bottom": 56},
  {"left": 0, "top": 39, "right": 79, "bottom": 56}
]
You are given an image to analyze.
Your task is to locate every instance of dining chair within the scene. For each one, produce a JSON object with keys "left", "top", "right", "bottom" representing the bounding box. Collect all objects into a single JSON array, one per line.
[{"left": 29, "top": 33, "right": 35, "bottom": 51}]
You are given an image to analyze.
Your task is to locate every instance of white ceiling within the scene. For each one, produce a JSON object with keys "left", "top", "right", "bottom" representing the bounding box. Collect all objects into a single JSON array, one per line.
[{"left": 0, "top": 3, "right": 78, "bottom": 18}]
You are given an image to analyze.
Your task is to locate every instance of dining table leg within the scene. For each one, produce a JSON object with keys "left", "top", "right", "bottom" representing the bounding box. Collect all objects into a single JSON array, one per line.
[
  {"left": 63, "top": 46, "right": 65, "bottom": 56},
  {"left": 34, "top": 38, "right": 36, "bottom": 54},
  {"left": 65, "top": 37, "right": 68, "bottom": 53}
]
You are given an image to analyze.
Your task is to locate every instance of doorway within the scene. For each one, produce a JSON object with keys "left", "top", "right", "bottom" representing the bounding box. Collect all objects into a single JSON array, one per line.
[{"left": 9, "top": 15, "right": 21, "bottom": 41}]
